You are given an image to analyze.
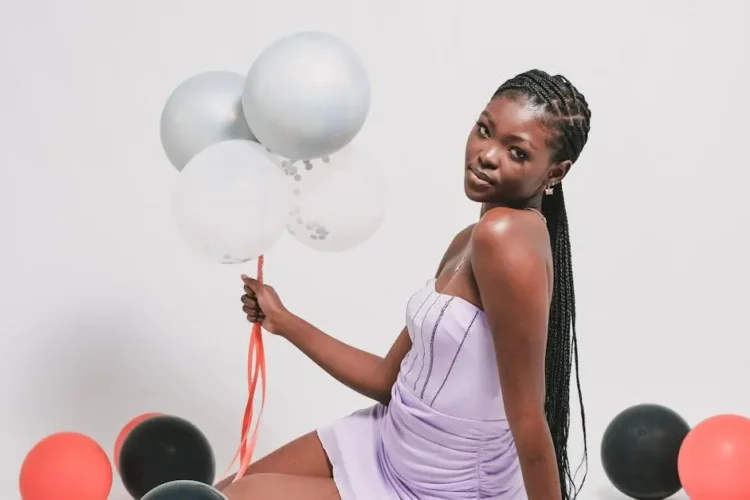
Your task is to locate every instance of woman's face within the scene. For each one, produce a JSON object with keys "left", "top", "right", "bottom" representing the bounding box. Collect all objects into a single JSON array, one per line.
[{"left": 464, "top": 95, "right": 568, "bottom": 204}]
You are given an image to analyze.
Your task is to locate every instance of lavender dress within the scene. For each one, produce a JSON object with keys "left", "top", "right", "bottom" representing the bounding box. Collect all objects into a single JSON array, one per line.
[{"left": 317, "top": 278, "right": 527, "bottom": 499}]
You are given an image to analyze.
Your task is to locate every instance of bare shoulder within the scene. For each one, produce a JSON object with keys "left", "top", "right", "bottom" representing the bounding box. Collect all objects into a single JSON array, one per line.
[
  {"left": 470, "top": 207, "right": 548, "bottom": 276},
  {"left": 472, "top": 207, "right": 544, "bottom": 247}
]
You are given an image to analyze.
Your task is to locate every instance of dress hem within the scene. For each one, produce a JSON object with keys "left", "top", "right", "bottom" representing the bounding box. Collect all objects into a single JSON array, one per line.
[{"left": 316, "top": 426, "right": 356, "bottom": 500}]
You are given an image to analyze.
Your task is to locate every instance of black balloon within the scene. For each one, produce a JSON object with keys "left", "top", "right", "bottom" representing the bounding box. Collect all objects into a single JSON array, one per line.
[
  {"left": 601, "top": 404, "right": 691, "bottom": 500},
  {"left": 143, "top": 480, "right": 226, "bottom": 499},
  {"left": 119, "top": 414, "right": 216, "bottom": 499}
]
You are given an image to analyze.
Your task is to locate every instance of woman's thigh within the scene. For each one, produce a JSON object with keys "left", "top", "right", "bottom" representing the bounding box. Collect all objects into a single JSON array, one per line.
[
  {"left": 221, "top": 473, "right": 340, "bottom": 500},
  {"left": 215, "top": 430, "right": 332, "bottom": 489}
]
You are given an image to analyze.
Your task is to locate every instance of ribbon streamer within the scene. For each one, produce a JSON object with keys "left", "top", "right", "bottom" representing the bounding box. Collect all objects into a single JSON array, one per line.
[{"left": 219, "top": 255, "right": 267, "bottom": 484}]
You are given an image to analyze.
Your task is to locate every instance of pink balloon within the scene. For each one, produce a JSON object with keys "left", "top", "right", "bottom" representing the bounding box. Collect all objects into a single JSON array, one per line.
[
  {"left": 114, "top": 412, "right": 162, "bottom": 471},
  {"left": 679, "top": 414, "right": 750, "bottom": 499}
]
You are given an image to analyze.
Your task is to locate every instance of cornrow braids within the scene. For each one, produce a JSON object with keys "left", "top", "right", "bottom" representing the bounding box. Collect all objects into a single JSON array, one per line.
[{"left": 493, "top": 69, "right": 591, "bottom": 500}]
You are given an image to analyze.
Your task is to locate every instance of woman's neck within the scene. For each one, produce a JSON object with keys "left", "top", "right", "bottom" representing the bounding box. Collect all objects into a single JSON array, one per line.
[{"left": 480, "top": 196, "right": 543, "bottom": 218}]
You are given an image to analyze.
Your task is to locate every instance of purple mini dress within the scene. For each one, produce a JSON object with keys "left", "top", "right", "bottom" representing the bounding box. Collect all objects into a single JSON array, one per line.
[{"left": 317, "top": 279, "right": 527, "bottom": 499}]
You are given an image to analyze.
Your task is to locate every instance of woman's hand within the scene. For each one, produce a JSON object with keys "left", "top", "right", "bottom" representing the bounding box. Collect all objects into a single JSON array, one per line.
[{"left": 241, "top": 274, "right": 291, "bottom": 335}]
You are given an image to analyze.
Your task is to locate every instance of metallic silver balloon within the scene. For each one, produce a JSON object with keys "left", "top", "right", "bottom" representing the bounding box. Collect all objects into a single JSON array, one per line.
[
  {"left": 242, "top": 31, "right": 371, "bottom": 161},
  {"left": 160, "top": 71, "right": 256, "bottom": 171},
  {"left": 142, "top": 480, "right": 227, "bottom": 499}
]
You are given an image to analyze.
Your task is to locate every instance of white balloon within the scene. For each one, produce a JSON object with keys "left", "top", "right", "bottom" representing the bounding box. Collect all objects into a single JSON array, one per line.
[
  {"left": 160, "top": 71, "right": 255, "bottom": 171},
  {"left": 172, "top": 140, "right": 292, "bottom": 264},
  {"left": 242, "top": 31, "right": 371, "bottom": 161},
  {"left": 286, "top": 147, "right": 387, "bottom": 252},
  {"left": 276, "top": 155, "right": 333, "bottom": 195}
]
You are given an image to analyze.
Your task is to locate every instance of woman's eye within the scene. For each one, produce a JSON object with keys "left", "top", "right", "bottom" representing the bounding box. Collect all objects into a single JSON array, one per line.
[
  {"left": 510, "top": 148, "right": 528, "bottom": 161},
  {"left": 476, "top": 122, "right": 489, "bottom": 138}
]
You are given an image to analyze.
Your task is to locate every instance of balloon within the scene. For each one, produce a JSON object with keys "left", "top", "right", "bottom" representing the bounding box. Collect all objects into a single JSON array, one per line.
[
  {"left": 119, "top": 415, "right": 216, "bottom": 499},
  {"left": 242, "top": 31, "right": 371, "bottom": 161},
  {"left": 114, "top": 412, "right": 162, "bottom": 472},
  {"left": 160, "top": 71, "right": 256, "bottom": 171},
  {"left": 285, "top": 146, "right": 387, "bottom": 252},
  {"left": 19, "top": 432, "right": 112, "bottom": 500},
  {"left": 171, "top": 140, "right": 293, "bottom": 264},
  {"left": 601, "top": 404, "right": 690, "bottom": 500},
  {"left": 143, "top": 480, "right": 227, "bottom": 500},
  {"left": 678, "top": 414, "right": 750, "bottom": 500}
]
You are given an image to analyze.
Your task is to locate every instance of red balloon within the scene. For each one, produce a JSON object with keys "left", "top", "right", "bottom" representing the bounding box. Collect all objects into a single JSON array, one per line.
[
  {"left": 19, "top": 432, "right": 112, "bottom": 500},
  {"left": 114, "top": 412, "right": 162, "bottom": 471},
  {"left": 678, "top": 414, "right": 750, "bottom": 500}
]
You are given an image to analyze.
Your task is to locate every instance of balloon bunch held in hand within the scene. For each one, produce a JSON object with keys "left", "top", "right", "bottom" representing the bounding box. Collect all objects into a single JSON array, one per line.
[
  {"left": 158, "top": 28, "right": 389, "bottom": 490},
  {"left": 163, "top": 31, "right": 387, "bottom": 262}
]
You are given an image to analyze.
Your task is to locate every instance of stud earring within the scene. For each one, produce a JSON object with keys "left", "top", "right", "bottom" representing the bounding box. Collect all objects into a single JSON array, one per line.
[{"left": 544, "top": 183, "right": 555, "bottom": 195}]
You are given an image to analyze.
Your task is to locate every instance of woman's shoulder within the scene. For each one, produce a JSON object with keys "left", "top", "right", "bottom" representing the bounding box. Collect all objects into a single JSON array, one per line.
[
  {"left": 471, "top": 207, "right": 547, "bottom": 266},
  {"left": 474, "top": 206, "right": 541, "bottom": 240}
]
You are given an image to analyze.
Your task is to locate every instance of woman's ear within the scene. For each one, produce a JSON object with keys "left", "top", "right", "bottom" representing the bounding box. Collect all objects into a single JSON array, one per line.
[{"left": 548, "top": 160, "right": 572, "bottom": 186}]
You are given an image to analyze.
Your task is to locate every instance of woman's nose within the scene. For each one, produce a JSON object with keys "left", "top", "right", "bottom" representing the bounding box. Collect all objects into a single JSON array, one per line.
[{"left": 478, "top": 145, "right": 501, "bottom": 169}]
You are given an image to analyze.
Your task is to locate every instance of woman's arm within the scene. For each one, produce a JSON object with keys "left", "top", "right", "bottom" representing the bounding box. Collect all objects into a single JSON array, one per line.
[
  {"left": 274, "top": 228, "right": 471, "bottom": 405},
  {"left": 278, "top": 316, "right": 410, "bottom": 405},
  {"left": 471, "top": 209, "right": 561, "bottom": 500}
]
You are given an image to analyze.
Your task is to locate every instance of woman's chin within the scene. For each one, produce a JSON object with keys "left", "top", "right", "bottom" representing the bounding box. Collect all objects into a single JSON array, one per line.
[{"left": 463, "top": 180, "right": 494, "bottom": 203}]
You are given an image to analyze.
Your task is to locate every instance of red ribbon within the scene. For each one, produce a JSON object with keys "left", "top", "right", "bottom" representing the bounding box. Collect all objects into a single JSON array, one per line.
[{"left": 219, "top": 255, "right": 267, "bottom": 484}]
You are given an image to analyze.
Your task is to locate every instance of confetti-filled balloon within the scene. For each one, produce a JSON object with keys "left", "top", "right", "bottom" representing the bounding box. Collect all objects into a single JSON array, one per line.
[{"left": 285, "top": 145, "right": 387, "bottom": 252}]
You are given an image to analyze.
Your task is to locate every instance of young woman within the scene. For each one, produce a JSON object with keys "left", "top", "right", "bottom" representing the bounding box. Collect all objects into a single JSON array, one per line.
[{"left": 219, "top": 68, "right": 591, "bottom": 500}]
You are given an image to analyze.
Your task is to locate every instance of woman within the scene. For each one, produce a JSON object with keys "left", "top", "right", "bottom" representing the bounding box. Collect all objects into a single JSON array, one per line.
[{"left": 219, "top": 68, "right": 591, "bottom": 500}]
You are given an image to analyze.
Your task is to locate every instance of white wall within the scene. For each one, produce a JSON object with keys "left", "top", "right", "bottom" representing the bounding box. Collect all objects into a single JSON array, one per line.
[{"left": 1, "top": 0, "right": 748, "bottom": 498}]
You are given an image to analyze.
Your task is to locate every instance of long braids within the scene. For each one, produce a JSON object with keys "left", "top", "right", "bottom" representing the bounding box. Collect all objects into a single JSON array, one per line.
[{"left": 493, "top": 69, "right": 592, "bottom": 499}]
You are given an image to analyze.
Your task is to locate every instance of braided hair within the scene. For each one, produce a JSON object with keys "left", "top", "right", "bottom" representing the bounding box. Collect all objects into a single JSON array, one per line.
[{"left": 493, "top": 69, "right": 591, "bottom": 499}]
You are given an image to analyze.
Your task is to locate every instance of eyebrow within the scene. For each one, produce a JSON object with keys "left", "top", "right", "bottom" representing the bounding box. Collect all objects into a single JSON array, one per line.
[{"left": 480, "top": 111, "right": 537, "bottom": 151}]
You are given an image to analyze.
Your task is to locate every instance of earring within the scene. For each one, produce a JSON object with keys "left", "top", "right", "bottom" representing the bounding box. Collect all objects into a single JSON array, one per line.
[{"left": 544, "top": 183, "right": 555, "bottom": 195}]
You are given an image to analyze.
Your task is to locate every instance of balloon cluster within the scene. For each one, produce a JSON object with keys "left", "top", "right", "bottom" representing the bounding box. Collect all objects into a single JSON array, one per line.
[
  {"left": 21, "top": 30, "right": 383, "bottom": 500},
  {"left": 163, "top": 31, "right": 387, "bottom": 264},
  {"left": 19, "top": 412, "right": 224, "bottom": 499},
  {"left": 601, "top": 404, "right": 750, "bottom": 499}
]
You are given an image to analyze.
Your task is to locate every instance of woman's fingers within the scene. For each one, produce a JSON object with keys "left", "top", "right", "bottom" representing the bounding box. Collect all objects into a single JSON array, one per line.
[
  {"left": 241, "top": 290, "right": 265, "bottom": 324},
  {"left": 242, "top": 304, "right": 262, "bottom": 314},
  {"left": 242, "top": 294, "right": 258, "bottom": 307},
  {"left": 243, "top": 304, "right": 265, "bottom": 319}
]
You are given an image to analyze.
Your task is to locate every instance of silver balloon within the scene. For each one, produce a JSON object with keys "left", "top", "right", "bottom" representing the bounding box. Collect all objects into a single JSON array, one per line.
[
  {"left": 142, "top": 480, "right": 227, "bottom": 499},
  {"left": 242, "top": 31, "right": 371, "bottom": 161},
  {"left": 160, "top": 71, "right": 256, "bottom": 171}
]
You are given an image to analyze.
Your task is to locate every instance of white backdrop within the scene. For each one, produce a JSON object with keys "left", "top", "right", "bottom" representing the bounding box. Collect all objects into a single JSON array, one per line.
[{"left": 1, "top": 0, "right": 748, "bottom": 498}]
